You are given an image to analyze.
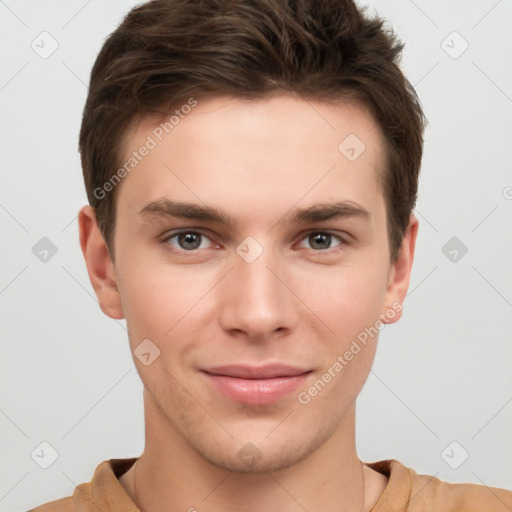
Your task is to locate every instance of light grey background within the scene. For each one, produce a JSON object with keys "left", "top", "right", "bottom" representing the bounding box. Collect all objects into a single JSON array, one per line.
[{"left": 1, "top": 1, "right": 511, "bottom": 510}]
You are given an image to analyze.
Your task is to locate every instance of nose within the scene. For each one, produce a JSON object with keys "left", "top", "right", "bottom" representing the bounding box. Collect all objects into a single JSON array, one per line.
[{"left": 217, "top": 244, "right": 300, "bottom": 343}]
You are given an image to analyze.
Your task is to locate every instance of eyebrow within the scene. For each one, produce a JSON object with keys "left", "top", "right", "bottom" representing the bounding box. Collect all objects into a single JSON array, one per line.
[{"left": 138, "top": 199, "right": 370, "bottom": 227}]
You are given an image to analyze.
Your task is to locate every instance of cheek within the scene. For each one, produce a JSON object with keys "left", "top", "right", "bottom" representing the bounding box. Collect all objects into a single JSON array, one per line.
[
  {"left": 301, "top": 260, "right": 389, "bottom": 340},
  {"left": 299, "top": 276, "right": 384, "bottom": 411},
  {"left": 117, "top": 258, "right": 217, "bottom": 348}
]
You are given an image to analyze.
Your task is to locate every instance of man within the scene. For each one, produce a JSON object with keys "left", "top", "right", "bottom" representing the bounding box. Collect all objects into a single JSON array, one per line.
[{"left": 30, "top": 0, "right": 512, "bottom": 510}]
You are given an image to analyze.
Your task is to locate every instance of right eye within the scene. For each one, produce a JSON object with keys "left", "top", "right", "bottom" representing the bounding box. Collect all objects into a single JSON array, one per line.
[{"left": 162, "top": 230, "right": 216, "bottom": 252}]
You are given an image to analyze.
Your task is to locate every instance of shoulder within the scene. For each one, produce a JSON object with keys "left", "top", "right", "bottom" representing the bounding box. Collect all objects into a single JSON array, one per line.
[
  {"left": 409, "top": 467, "right": 512, "bottom": 512},
  {"left": 28, "top": 482, "right": 92, "bottom": 512},
  {"left": 29, "top": 496, "right": 76, "bottom": 512},
  {"left": 28, "top": 458, "right": 136, "bottom": 512},
  {"left": 367, "top": 459, "right": 512, "bottom": 512}
]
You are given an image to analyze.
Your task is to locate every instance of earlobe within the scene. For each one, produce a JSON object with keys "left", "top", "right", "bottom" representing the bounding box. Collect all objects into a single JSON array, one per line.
[
  {"left": 381, "top": 214, "right": 419, "bottom": 324},
  {"left": 78, "top": 205, "right": 125, "bottom": 320}
]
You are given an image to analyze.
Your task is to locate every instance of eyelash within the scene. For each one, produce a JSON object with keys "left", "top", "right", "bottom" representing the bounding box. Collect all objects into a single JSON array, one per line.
[{"left": 161, "top": 229, "right": 348, "bottom": 255}]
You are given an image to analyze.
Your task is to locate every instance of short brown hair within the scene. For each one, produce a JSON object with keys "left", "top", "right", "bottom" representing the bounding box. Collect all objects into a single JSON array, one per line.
[{"left": 79, "top": 0, "right": 426, "bottom": 263}]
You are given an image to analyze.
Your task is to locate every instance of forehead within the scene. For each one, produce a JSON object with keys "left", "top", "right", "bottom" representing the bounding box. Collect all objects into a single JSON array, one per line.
[{"left": 116, "top": 94, "right": 387, "bottom": 227}]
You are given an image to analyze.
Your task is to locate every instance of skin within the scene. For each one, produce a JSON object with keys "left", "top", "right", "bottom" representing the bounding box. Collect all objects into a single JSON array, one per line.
[{"left": 79, "top": 93, "right": 418, "bottom": 512}]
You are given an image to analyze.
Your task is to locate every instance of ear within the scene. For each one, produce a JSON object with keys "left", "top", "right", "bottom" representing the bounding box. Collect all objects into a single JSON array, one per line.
[
  {"left": 78, "top": 205, "right": 124, "bottom": 320},
  {"left": 380, "top": 214, "right": 419, "bottom": 324}
]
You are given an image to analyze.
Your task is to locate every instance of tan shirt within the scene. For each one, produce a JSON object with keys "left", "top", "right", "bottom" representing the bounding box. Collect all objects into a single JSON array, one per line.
[{"left": 29, "top": 457, "right": 512, "bottom": 511}]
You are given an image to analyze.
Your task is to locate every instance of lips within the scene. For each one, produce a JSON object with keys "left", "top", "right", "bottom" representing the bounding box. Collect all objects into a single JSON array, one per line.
[
  {"left": 200, "top": 364, "right": 312, "bottom": 405},
  {"left": 201, "top": 364, "right": 310, "bottom": 379}
]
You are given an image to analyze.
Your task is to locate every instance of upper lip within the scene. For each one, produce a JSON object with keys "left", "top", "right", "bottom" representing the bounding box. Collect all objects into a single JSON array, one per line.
[{"left": 201, "top": 364, "right": 311, "bottom": 379}]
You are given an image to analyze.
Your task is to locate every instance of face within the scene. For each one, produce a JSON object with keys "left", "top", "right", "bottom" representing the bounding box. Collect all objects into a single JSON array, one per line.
[{"left": 80, "top": 93, "right": 417, "bottom": 473}]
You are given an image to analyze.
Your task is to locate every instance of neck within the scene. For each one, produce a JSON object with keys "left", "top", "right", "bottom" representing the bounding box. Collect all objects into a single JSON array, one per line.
[{"left": 122, "top": 391, "right": 385, "bottom": 512}]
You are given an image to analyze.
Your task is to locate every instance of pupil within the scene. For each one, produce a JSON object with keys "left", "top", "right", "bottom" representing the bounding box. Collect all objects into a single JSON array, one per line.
[
  {"left": 180, "top": 232, "right": 201, "bottom": 250},
  {"left": 311, "top": 233, "right": 330, "bottom": 250}
]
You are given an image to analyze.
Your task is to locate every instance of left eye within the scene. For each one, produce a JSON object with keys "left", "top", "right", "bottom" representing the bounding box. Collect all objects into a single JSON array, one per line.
[{"left": 298, "top": 232, "right": 343, "bottom": 251}]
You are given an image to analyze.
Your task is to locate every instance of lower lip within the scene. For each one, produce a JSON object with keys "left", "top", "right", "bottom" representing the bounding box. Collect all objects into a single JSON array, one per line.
[{"left": 201, "top": 371, "right": 311, "bottom": 406}]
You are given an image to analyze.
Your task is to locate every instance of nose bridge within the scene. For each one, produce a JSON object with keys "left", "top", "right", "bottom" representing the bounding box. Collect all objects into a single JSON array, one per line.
[{"left": 218, "top": 240, "right": 297, "bottom": 338}]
